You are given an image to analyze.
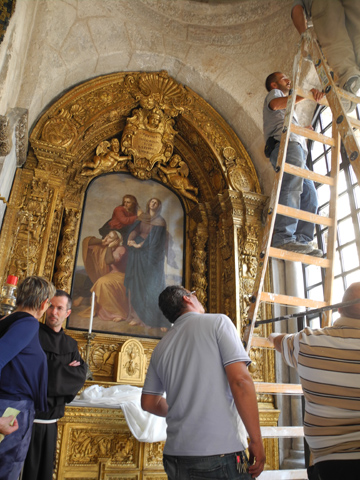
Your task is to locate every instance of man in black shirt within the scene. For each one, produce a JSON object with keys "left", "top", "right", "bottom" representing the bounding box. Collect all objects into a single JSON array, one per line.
[{"left": 22, "top": 290, "right": 87, "bottom": 480}]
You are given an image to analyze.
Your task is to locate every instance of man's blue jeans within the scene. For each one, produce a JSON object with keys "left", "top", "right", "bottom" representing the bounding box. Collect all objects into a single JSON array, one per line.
[
  {"left": 163, "top": 452, "right": 253, "bottom": 480},
  {"left": 270, "top": 142, "right": 318, "bottom": 247}
]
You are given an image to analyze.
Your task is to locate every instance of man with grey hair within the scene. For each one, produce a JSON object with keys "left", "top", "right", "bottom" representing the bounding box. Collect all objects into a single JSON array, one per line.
[
  {"left": 268, "top": 282, "right": 360, "bottom": 479},
  {"left": 141, "top": 285, "right": 265, "bottom": 479},
  {"left": 22, "top": 290, "right": 87, "bottom": 480}
]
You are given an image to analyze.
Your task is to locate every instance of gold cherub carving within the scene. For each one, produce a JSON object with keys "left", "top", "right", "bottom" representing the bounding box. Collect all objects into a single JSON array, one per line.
[
  {"left": 158, "top": 154, "right": 198, "bottom": 203},
  {"left": 81, "top": 138, "right": 131, "bottom": 176}
]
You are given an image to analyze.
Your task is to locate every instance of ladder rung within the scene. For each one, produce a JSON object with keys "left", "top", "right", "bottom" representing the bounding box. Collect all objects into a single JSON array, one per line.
[
  {"left": 290, "top": 123, "right": 335, "bottom": 146},
  {"left": 260, "top": 292, "right": 328, "bottom": 309},
  {"left": 254, "top": 382, "right": 303, "bottom": 394},
  {"left": 283, "top": 163, "right": 335, "bottom": 186},
  {"left": 258, "top": 469, "right": 308, "bottom": 479},
  {"left": 277, "top": 204, "right": 334, "bottom": 227},
  {"left": 336, "top": 86, "right": 360, "bottom": 104},
  {"left": 297, "top": 86, "right": 328, "bottom": 106},
  {"left": 261, "top": 426, "right": 304, "bottom": 438},
  {"left": 250, "top": 336, "right": 275, "bottom": 349},
  {"left": 269, "top": 247, "right": 331, "bottom": 267},
  {"left": 349, "top": 116, "right": 360, "bottom": 131}
]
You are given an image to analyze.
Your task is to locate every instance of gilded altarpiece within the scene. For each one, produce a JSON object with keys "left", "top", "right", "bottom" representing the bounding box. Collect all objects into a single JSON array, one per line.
[{"left": 0, "top": 72, "right": 279, "bottom": 478}]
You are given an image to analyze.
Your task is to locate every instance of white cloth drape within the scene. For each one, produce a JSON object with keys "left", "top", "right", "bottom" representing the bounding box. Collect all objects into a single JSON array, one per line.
[{"left": 70, "top": 384, "right": 167, "bottom": 443}]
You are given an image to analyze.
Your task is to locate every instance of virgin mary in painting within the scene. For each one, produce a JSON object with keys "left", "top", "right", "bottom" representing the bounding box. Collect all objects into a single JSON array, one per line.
[{"left": 125, "top": 197, "right": 170, "bottom": 330}]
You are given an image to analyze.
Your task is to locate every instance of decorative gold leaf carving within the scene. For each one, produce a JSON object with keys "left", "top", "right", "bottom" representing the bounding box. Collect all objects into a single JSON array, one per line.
[
  {"left": 53, "top": 208, "right": 80, "bottom": 291},
  {"left": 115, "top": 339, "right": 146, "bottom": 385},
  {"left": 68, "top": 428, "right": 138, "bottom": 466},
  {"left": 125, "top": 71, "right": 193, "bottom": 117},
  {"left": 121, "top": 107, "right": 177, "bottom": 180},
  {"left": 42, "top": 110, "right": 78, "bottom": 149}
]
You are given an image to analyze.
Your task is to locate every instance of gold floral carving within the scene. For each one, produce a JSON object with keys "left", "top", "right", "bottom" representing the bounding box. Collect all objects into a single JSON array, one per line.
[
  {"left": 68, "top": 428, "right": 138, "bottom": 466},
  {"left": 42, "top": 201, "right": 62, "bottom": 280},
  {"left": 176, "top": 117, "right": 225, "bottom": 197},
  {"left": 189, "top": 205, "right": 208, "bottom": 307},
  {"left": 53, "top": 208, "right": 80, "bottom": 291},
  {"left": 144, "top": 442, "right": 165, "bottom": 467}
]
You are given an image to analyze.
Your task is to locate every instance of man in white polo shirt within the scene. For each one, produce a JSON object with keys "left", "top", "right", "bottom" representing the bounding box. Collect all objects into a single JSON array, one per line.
[
  {"left": 269, "top": 282, "right": 360, "bottom": 480},
  {"left": 141, "top": 285, "right": 265, "bottom": 479}
]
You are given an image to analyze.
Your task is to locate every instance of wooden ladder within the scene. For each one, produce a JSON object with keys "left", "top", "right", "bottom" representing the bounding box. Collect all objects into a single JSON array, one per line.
[
  {"left": 243, "top": 28, "right": 360, "bottom": 353},
  {"left": 243, "top": 29, "right": 360, "bottom": 479}
]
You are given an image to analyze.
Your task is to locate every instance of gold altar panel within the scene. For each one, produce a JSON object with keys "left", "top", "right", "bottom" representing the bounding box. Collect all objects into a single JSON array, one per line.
[
  {"left": 56, "top": 407, "right": 166, "bottom": 479},
  {"left": 0, "top": 71, "right": 280, "bottom": 478}
]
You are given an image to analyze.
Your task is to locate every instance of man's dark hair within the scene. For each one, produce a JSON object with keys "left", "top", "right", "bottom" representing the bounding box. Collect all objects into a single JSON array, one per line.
[
  {"left": 54, "top": 289, "right": 72, "bottom": 310},
  {"left": 158, "top": 285, "right": 188, "bottom": 323},
  {"left": 265, "top": 72, "right": 281, "bottom": 92}
]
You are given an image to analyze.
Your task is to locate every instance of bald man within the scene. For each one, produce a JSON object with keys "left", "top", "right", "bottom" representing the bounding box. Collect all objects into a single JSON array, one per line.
[{"left": 268, "top": 283, "right": 360, "bottom": 479}]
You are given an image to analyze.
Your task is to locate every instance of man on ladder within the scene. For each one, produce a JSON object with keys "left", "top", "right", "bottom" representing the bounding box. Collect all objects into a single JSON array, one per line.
[
  {"left": 291, "top": 0, "right": 360, "bottom": 113},
  {"left": 263, "top": 71, "right": 324, "bottom": 256}
]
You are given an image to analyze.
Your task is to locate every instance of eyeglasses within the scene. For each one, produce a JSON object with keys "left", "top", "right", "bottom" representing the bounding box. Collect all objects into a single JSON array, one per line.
[{"left": 185, "top": 290, "right": 196, "bottom": 297}]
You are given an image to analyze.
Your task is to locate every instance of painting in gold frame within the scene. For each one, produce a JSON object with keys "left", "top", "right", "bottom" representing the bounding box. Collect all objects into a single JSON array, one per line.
[{"left": 67, "top": 172, "right": 184, "bottom": 339}]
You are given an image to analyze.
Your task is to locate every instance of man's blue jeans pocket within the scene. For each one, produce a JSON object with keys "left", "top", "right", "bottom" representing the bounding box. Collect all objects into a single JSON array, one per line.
[{"left": 163, "top": 453, "right": 252, "bottom": 480}]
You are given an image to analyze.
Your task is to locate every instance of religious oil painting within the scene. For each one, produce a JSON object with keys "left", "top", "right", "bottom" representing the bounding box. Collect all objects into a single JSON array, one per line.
[{"left": 68, "top": 172, "right": 184, "bottom": 339}]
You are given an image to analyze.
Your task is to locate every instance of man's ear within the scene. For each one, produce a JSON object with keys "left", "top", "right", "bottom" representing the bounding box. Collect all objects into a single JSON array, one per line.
[
  {"left": 65, "top": 309, "right": 72, "bottom": 319},
  {"left": 270, "top": 81, "right": 278, "bottom": 90},
  {"left": 182, "top": 295, "right": 192, "bottom": 305}
]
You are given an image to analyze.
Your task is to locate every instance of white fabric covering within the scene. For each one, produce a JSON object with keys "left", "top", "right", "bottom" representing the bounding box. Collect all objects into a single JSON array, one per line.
[{"left": 70, "top": 384, "right": 167, "bottom": 443}]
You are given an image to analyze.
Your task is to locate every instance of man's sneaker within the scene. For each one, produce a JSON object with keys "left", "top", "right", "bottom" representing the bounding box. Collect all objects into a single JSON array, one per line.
[
  {"left": 307, "top": 247, "right": 323, "bottom": 258},
  {"left": 343, "top": 75, "right": 360, "bottom": 96},
  {"left": 277, "top": 242, "right": 313, "bottom": 254},
  {"left": 342, "top": 75, "right": 360, "bottom": 113}
]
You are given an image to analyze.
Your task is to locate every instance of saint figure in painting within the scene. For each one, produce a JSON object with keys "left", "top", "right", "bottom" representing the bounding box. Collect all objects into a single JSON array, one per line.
[
  {"left": 81, "top": 231, "right": 130, "bottom": 322},
  {"left": 99, "top": 194, "right": 143, "bottom": 241},
  {"left": 124, "top": 198, "right": 171, "bottom": 329}
]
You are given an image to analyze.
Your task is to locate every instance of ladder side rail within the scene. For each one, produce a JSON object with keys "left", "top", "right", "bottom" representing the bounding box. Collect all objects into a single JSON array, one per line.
[
  {"left": 321, "top": 129, "right": 340, "bottom": 327},
  {"left": 306, "top": 30, "right": 360, "bottom": 181},
  {"left": 243, "top": 43, "right": 306, "bottom": 353}
]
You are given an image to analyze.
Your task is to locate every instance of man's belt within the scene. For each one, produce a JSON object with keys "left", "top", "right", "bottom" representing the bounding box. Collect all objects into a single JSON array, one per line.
[{"left": 33, "top": 418, "right": 59, "bottom": 424}]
